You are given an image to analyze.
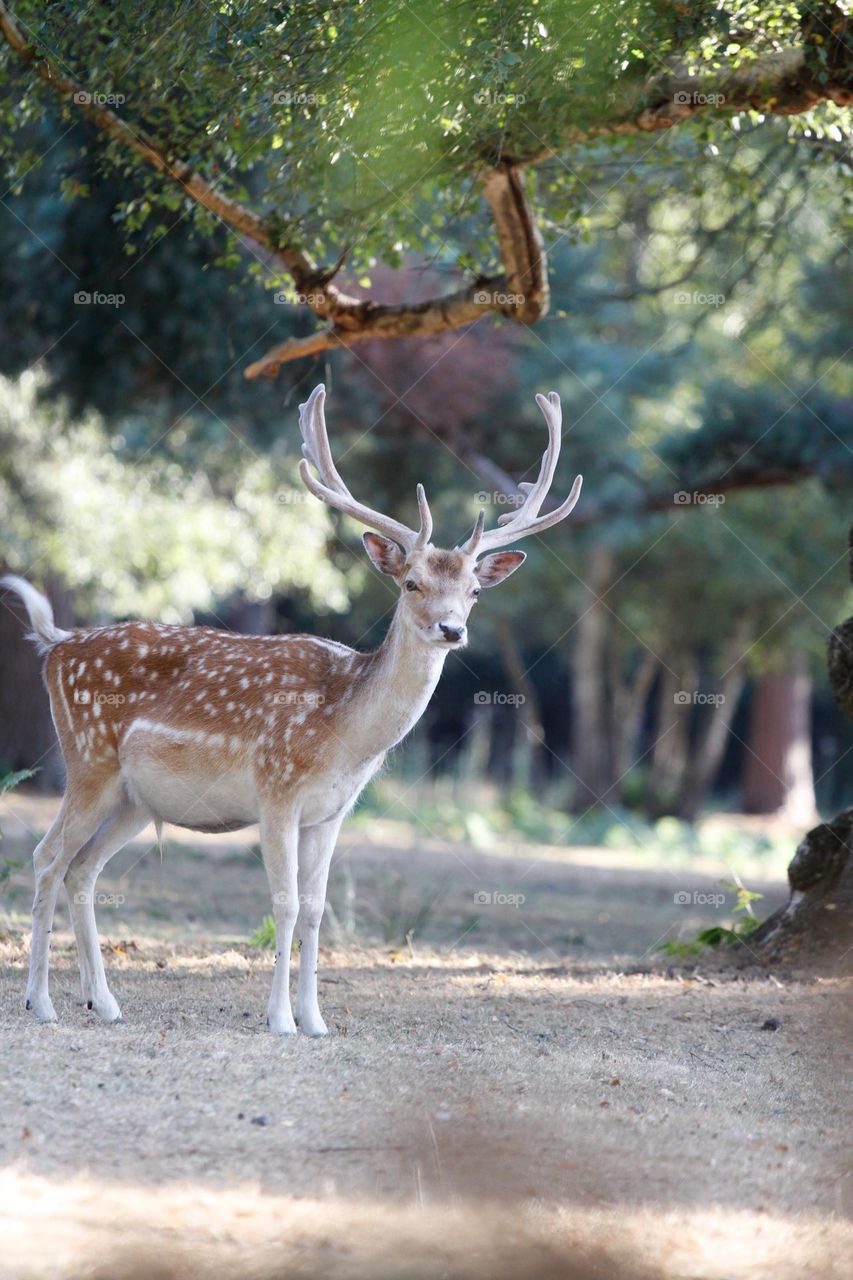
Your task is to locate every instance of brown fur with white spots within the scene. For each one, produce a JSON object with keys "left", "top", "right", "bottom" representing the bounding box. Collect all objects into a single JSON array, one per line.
[{"left": 1, "top": 385, "right": 582, "bottom": 1036}]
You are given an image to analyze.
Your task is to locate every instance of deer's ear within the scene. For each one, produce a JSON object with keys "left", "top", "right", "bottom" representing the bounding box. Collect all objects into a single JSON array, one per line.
[
  {"left": 474, "top": 550, "right": 526, "bottom": 588},
  {"left": 362, "top": 532, "right": 405, "bottom": 577}
]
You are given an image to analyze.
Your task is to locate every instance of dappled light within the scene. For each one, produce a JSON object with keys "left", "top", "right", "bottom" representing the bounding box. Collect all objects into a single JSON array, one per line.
[{"left": 4, "top": 1172, "right": 849, "bottom": 1280}]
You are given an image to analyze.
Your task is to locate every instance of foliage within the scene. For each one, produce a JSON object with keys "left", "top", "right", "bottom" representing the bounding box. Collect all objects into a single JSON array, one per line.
[
  {"left": 0, "top": 1, "right": 848, "bottom": 282},
  {"left": 608, "top": 816, "right": 790, "bottom": 865},
  {"left": 355, "top": 777, "right": 794, "bottom": 872},
  {"left": 0, "top": 371, "right": 349, "bottom": 620},
  {"left": 249, "top": 914, "right": 277, "bottom": 950},
  {"left": 0, "top": 767, "right": 37, "bottom": 798},
  {"left": 0, "top": 768, "right": 34, "bottom": 904},
  {"left": 0, "top": 146, "right": 307, "bottom": 427},
  {"left": 657, "top": 875, "right": 764, "bottom": 955},
  {"left": 0, "top": 855, "right": 22, "bottom": 895}
]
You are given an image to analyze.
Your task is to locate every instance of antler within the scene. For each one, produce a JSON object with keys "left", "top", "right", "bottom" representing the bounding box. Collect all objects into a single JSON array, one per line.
[
  {"left": 459, "top": 391, "right": 583, "bottom": 557},
  {"left": 297, "top": 384, "right": 433, "bottom": 552}
]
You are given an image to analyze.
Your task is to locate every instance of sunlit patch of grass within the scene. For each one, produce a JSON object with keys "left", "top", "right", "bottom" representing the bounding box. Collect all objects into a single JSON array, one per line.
[{"left": 353, "top": 778, "right": 793, "bottom": 877}]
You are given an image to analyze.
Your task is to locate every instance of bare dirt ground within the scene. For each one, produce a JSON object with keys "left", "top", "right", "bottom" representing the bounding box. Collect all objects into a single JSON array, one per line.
[{"left": 0, "top": 794, "right": 850, "bottom": 1280}]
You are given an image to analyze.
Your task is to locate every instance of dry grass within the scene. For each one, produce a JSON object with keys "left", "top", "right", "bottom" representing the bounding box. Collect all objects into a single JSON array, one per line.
[{"left": 0, "top": 795, "right": 850, "bottom": 1279}]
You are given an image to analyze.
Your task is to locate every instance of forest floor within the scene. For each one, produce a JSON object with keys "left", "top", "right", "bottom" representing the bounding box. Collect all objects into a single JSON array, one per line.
[{"left": 0, "top": 794, "right": 850, "bottom": 1280}]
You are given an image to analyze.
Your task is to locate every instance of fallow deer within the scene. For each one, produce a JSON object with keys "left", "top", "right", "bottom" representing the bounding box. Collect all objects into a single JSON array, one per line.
[{"left": 2, "top": 385, "right": 582, "bottom": 1035}]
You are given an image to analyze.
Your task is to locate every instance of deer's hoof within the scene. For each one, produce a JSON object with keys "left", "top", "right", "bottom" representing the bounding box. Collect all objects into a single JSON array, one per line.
[
  {"left": 26, "top": 994, "right": 58, "bottom": 1023},
  {"left": 83, "top": 989, "right": 124, "bottom": 1023},
  {"left": 295, "top": 1010, "right": 329, "bottom": 1037},
  {"left": 267, "top": 1011, "right": 297, "bottom": 1036}
]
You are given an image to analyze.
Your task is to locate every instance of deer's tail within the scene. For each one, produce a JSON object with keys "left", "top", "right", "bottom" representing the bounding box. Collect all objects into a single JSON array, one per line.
[{"left": 0, "top": 575, "right": 72, "bottom": 655}]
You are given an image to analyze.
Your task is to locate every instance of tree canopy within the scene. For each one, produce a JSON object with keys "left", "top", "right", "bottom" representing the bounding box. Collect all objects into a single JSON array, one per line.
[{"left": 1, "top": 0, "right": 850, "bottom": 371}]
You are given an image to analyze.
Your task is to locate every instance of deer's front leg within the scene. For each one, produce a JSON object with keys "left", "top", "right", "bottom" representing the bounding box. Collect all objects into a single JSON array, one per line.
[
  {"left": 260, "top": 808, "right": 300, "bottom": 1035},
  {"left": 295, "top": 814, "right": 344, "bottom": 1037}
]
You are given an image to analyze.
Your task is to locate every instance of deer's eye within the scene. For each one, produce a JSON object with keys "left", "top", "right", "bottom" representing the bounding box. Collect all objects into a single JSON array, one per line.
[
  {"left": 472, "top": 587, "right": 481, "bottom": 599},
  {"left": 405, "top": 580, "right": 420, "bottom": 593}
]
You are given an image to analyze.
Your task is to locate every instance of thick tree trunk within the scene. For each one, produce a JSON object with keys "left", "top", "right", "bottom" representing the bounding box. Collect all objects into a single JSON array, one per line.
[
  {"left": 739, "top": 526, "right": 852, "bottom": 970},
  {"left": 0, "top": 572, "right": 73, "bottom": 791},
  {"left": 742, "top": 809, "right": 852, "bottom": 973},
  {"left": 742, "top": 656, "right": 817, "bottom": 825},
  {"left": 570, "top": 545, "right": 616, "bottom": 809}
]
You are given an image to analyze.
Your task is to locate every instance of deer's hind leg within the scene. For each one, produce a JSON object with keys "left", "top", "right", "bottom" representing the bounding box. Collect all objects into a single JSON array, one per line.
[
  {"left": 26, "top": 773, "right": 124, "bottom": 1023},
  {"left": 259, "top": 804, "right": 301, "bottom": 1035},
  {"left": 64, "top": 798, "right": 149, "bottom": 1023}
]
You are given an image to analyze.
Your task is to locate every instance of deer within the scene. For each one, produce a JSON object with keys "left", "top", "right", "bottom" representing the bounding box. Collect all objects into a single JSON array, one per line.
[{"left": 2, "top": 385, "right": 582, "bottom": 1035}]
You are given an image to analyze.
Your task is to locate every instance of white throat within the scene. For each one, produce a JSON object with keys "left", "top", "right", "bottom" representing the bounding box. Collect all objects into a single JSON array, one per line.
[{"left": 347, "top": 610, "right": 449, "bottom": 760}]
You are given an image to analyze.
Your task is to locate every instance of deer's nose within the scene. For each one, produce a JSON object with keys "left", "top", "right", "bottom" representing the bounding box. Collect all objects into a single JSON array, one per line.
[{"left": 439, "top": 623, "right": 465, "bottom": 643}]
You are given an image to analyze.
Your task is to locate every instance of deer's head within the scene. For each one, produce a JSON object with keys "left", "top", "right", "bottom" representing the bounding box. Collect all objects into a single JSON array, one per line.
[{"left": 297, "top": 386, "right": 583, "bottom": 651}]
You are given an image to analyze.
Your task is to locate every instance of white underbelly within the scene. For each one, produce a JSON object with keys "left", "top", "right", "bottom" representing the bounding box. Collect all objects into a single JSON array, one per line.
[
  {"left": 119, "top": 719, "right": 259, "bottom": 831},
  {"left": 123, "top": 759, "right": 259, "bottom": 831},
  {"left": 118, "top": 720, "right": 382, "bottom": 832}
]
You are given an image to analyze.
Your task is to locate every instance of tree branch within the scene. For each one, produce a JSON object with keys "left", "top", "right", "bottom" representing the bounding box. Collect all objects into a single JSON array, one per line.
[
  {"left": 0, "top": 2, "right": 537, "bottom": 375},
  {"left": 0, "top": 2, "right": 318, "bottom": 282},
  {"left": 481, "top": 165, "right": 549, "bottom": 322},
  {"left": 1, "top": 0, "right": 849, "bottom": 372},
  {"left": 243, "top": 276, "right": 509, "bottom": 378},
  {"left": 558, "top": 464, "right": 821, "bottom": 529},
  {"left": 245, "top": 164, "right": 554, "bottom": 376},
  {"left": 513, "top": 34, "right": 852, "bottom": 163},
  {"left": 456, "top": 453, "right": 830, "bottom": 531}
]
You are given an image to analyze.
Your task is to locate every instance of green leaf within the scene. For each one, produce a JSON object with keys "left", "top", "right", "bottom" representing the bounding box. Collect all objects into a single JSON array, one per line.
[{"left": 0, "top": 768, "right": 38, "bottom": 796}]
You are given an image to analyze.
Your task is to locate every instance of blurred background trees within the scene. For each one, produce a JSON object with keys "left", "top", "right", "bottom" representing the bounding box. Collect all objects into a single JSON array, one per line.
[{"left": 0, "top": 1, "right": 850, "bottom": 833}]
